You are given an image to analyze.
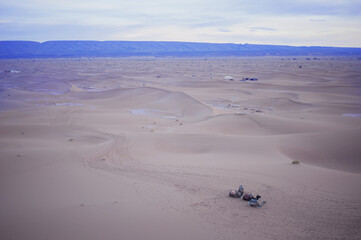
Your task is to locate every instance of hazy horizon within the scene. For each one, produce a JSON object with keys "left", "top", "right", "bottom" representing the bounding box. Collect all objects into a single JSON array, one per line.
[
  {"left": 2, "top": 40, "right": 361, "bottom": 49},
  {"left": 1, "top": 0, "right": 361, "bottom": 48}
]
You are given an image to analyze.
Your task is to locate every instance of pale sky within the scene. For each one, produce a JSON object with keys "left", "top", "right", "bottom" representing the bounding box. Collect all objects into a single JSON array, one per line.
[{"left": 1, "top": 0, "right": 361, "bottom": 47}]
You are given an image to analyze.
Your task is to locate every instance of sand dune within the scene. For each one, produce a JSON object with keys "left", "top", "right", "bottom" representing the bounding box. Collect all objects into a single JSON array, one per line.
[
  {"left": 1, "top": 57, "right": 361, "bottom": 240},
  {"left": 240, "top": 97, "right": 311, "bottom": 111},
  {"left": 69, "top": 87, "right": 212, "bottom": 121},
  {"left": 279, "top": 130, "right": 361, "bottom": 173}
]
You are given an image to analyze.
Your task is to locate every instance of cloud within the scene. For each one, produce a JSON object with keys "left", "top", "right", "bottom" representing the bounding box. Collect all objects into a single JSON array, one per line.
[
  {"left": 218, "top": 28, "right": 231, "bottom": 32},
  {"left": 0, "top": 0, "right": 360, "bottom": 47},
  {"left": 249, "top": 27, "right": 276, "bottom": 32},
  {"left": 229, "top": 0, "right": 361, "bottom": 16},
  {"left": 309, "top": 19, "right": 326, "bottom": 22}
]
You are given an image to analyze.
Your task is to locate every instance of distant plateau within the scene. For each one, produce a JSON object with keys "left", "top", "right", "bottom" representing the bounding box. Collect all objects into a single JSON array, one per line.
[{"left": 1, "top": 41, "right": 361, "bottom": 58}]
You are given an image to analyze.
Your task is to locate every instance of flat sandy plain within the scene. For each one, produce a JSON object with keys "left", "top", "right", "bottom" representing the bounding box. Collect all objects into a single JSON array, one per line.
[{"left": 1, "top": 57, "right": 361, "bottom": 240}]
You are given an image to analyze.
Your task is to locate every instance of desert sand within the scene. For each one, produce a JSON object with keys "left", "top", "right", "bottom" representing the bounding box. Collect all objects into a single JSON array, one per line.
[{"left": 1, "top": 57, "right": 361, "bottom": 240}]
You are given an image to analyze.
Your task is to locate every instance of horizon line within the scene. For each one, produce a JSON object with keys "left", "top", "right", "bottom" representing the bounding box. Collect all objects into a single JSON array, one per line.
[{"left": 1, "top": 40, "right": 361, "bottom": 49}]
